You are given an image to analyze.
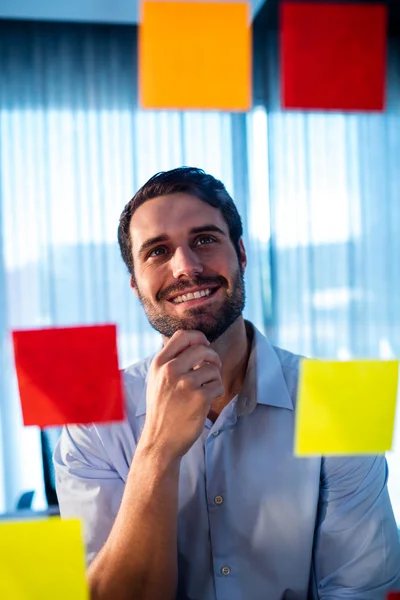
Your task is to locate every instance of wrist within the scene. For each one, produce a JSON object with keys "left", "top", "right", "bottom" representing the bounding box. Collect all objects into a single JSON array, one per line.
[{"left": 136, "top": 434, "right": 182, "bottom": 473}]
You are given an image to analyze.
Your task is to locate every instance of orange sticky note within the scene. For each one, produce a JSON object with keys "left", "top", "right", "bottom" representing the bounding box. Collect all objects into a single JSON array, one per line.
[
  {"left": 12, "top": 324, "right": 125, "bottom": 427},
  {"left": 139, "top": 1, "right": 252, "bottom": 110}
]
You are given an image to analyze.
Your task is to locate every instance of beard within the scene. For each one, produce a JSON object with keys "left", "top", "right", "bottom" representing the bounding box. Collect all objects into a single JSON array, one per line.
[{"left": 136, "top": 265, "right": 246, "bottom": 343}]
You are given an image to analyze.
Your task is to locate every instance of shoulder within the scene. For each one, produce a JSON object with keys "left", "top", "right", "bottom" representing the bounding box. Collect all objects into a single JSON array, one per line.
[
  {"left": 272, "top": 344, "right": 303, "bottom": 373},
  {"left": 272, "top": 344, "right": 303, "bottom": 408},
  {"left": 122, "top": 354, "right": 154, "bottom": 419},
  {"left": 321, "top": 454, "right": 388, "bottom": 491},
  {"left": 55, "top": 354, "right": 155, "bottom": 474},
  {"left": 123, "top": 353, "right": 153, "bottom": 382}
]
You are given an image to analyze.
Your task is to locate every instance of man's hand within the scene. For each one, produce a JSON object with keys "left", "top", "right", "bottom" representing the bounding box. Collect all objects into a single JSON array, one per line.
[
  {"left": 86, "top": 330, "right": 218, "bottom": 599},
  {"left": 140, "top": 330, "right": 224, "bottom": 460}
]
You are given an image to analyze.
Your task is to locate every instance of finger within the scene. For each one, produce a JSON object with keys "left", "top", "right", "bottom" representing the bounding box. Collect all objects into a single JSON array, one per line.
[
  {"left": 199, "top": 378, "right": 225, "bottom": 400},
  {"left": 171, "top": 345, "right": 221, "bottom": 375},
  {"left": 189, "top": 363, "right": 223, "bottom": 388},
  {"left": 157, "top": 330, "right": 209, "bottom": 365}
]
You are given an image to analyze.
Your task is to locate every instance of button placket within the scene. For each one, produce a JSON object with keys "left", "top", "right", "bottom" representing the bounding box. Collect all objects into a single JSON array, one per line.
[{"left": 205, "top": 423, "right": 236, "bottom": 594}]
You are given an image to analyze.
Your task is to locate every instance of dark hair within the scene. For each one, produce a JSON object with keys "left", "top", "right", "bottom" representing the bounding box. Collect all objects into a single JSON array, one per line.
[{"left": 118, "top": 166, "right": 243, "bottom": 280}]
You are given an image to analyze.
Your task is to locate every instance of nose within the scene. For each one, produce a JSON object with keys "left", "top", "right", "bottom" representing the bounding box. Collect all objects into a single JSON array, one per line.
[{"left": 171, "top": 246, "right": 203, "bottom": 279}]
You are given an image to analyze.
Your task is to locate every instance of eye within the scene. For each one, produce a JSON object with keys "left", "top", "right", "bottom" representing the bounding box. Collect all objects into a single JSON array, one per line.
[
  {"left": 148, "top": 246, "right": 168, "bottom": 258},
  {"left": 195, "top": 235, "right": 216, "bottom": 247}
]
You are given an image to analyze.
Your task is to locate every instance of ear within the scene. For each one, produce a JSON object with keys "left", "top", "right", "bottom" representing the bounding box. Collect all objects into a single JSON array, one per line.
[
  {"left": 238, "top": 238, "right": 247, "bottom": 272},
  {"left": 130, "top": 275, "right": 139, "bottom": 298}
]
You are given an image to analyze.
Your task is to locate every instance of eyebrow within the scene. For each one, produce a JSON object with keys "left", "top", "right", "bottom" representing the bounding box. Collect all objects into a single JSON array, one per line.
[{"left": 138, "top": 224, "right": 227, "bottom": 259}]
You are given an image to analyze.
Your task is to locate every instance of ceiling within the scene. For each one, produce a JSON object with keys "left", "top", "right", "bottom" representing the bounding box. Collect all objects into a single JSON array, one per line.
[{"left": 0, "top": 0, "right": 266, "bottom": 25}]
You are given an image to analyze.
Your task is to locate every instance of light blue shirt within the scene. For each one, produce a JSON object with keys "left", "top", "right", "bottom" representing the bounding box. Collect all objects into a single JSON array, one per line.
[{"left": 54, "top": 322, "right": 400, "bottom": 600}]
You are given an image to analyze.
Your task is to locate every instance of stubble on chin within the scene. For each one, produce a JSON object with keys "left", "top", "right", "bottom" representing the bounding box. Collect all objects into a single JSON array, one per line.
[{"left": 137, "top": 268, "right": 245, "bottom": 343}]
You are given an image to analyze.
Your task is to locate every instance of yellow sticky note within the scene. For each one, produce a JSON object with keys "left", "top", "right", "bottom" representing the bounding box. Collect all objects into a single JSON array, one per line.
[
  {"left": 139, "top": 1, "right": 252, "bottom": 110},
  {"left": 0, "top": 518, "right": 89, "bottom": 599},
  {"left": 295, "top": 359, "right": 399, "bottom": 456}
]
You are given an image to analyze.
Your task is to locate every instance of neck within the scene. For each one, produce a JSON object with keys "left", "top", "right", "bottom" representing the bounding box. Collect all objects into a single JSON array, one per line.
[{"left": 207, "top": 317, "right": 252, "bottom": 422}]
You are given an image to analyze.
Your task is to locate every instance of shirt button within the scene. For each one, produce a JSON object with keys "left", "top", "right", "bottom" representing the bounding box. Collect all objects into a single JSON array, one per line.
[
  {"left": 214, "top": 495, "right": 224, "bottom": 505},
  {"left": 212, "top": 430, "right": 220, "bottom": 437},
  {"left": 221, "top": 566, "right": 231, "bottom": 576}
]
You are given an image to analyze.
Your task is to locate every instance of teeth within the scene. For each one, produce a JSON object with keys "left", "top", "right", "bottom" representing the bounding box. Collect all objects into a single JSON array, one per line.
[{"left": 173, "top": 288, "right": 212, "bottom": 304}]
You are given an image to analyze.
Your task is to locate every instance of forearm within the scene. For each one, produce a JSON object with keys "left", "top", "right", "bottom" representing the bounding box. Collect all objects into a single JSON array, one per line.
[{"left": 87, "top": 442, "right": 181, "bottom": 600}]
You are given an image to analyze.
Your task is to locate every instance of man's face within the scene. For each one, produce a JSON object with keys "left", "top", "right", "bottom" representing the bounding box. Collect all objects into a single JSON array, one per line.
[{"left": 129, "top": 193, "right": 246, "bottom": 343}]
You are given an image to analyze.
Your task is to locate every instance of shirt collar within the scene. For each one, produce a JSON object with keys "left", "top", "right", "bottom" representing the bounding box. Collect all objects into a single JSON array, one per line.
[
  {"left": 135, "top": 357, "right": 153, "bottom": 417},
  {"left": 236, "top": 322, "right": 294, "bottom": 416},
  {"left": 135, "top": 321, "right": 293, "bottom": 418}
]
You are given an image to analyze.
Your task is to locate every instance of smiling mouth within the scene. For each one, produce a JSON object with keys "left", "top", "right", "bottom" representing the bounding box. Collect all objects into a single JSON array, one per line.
[{"left": 169, "top": 287, "right": 220, "bottom": 305}]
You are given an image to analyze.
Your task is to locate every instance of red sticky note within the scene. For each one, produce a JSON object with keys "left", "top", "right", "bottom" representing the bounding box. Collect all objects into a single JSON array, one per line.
[
  {"left": 281, "top": 2, "right": 388, "bottom": 111},
  {"left": 12, "top": 324, "right": 125, "bottom": 427}
]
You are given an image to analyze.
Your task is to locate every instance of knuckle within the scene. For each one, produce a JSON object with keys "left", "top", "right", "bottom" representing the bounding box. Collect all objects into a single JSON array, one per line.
[
  {"left": 162, "top": 361, "right": 176, "bottom": 382},
  {"left": 152, "top": 355, "right": 162, "bottom": 369},
  {"left": 208, "top": 364, "right": 220, "bottom": 376},
  {"left": 176, "top": 377, "right": 188, "bottom": 393},
  {"left": 169, "top": 330, "right": 187, "bottom": 345},
  {"left": 207, "top": 348, "right": 220, "bottom": 364},
  {"left": 187, "top": 329, "right": 208, "bottom": 343}
]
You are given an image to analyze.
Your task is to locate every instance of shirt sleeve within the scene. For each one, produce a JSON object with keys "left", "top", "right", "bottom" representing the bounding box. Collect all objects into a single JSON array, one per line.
[
  {"left": 311, "top": 455, "right": 400, "bottom": 599},
  {"left": 53, "top": 424, "right": 125, "bottom": 565}
]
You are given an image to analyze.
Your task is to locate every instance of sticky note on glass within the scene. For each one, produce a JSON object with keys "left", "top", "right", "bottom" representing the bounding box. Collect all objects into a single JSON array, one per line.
[
  {"left": 139, "top": 1, "right": 252, "bottom": 110},
  {"left": 0, "top": 518, "right": 88, "bottom": 599},
  {"left": 12, "top": 324, "right": 124, "bottom": 427},
  {"left": 295, "top": 359, "right": 399, "bottom": 455},
  {"left": 280, "top": 2, "right": 387, "bottom": 111}
]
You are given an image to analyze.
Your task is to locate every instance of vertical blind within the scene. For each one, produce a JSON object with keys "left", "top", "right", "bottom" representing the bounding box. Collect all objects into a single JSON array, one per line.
[
  {"left": 0, "top": 20, "right": 270, "bottom": 512},
  {"left": 1, "top": 17, "right": 400, "bottom": 522},
  {"left": 259, "top": 30, "right": 400, "bottom": 519}
]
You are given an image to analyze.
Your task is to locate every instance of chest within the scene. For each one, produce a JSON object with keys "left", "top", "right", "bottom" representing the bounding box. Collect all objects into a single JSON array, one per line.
[{"left": 177, "top": 405, "right": 321, "bottom": 543}]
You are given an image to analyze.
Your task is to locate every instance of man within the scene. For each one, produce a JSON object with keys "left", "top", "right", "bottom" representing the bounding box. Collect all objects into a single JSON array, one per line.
[{"left": 54, "top": 167, "right": 400, "bottom": 600}]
